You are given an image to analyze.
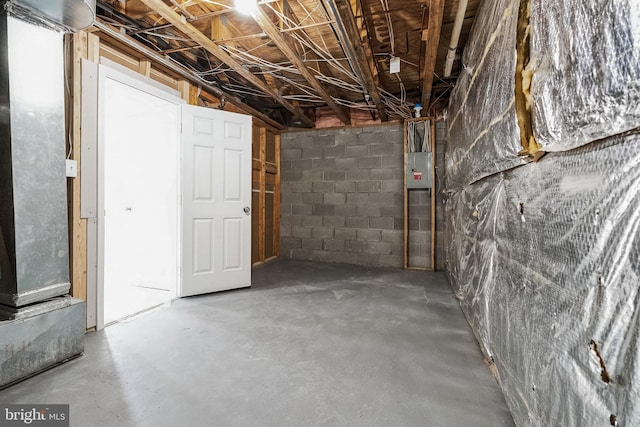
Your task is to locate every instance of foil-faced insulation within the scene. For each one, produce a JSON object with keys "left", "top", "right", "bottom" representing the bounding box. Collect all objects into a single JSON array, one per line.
[
  {"left": 445, "top": 134, "right": 640, "bottom": 426},
  {"left": 445, "top": 0, "right": 640, "bottom": 425},
  {"left": 531, "top": 2, "right": 640, "bottom": 152}
]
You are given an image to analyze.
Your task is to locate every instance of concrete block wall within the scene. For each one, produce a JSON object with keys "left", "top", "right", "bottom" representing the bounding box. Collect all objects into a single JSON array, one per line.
[{"left": 280, "top": 121, "right": 446, "bottom": 269}]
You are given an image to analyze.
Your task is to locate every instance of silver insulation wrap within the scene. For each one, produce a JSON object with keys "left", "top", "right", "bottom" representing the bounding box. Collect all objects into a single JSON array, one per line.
[{"left": 445, "top": 0, "right": 640, "bottom": 425}]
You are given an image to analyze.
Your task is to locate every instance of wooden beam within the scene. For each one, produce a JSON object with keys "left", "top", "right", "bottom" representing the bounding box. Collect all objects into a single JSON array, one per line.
[
  {"left": 274, "top": 133, "right": 281, "bottom": 257},
  {"left": 330, "top": 0, "right": 388, "bottom": 121},
  {"left": 71, "top": 31, "right": 88, "bottom": 301},
  {"left": 95, "top": 19, "right": 285, "bottom": 130},
  {"left": 140, "top": 0, "right": 314, "bottom": 127},
  {"left": 259, "top": 127, "right": 267, "bottom": 262},
  {"left": 421, "top": 0, "right": 444, "bottom": 107},
  {"left": 251, "top": 6, "right": 351, "bottom": 126}
]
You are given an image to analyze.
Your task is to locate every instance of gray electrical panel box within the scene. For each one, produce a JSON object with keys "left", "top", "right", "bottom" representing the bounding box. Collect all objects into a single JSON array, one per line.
[{"left": 406, "top": 152, "right": 432, "bottom": 189}]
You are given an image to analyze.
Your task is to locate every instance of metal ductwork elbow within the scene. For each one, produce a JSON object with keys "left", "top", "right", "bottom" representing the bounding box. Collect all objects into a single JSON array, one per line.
[{"left": 3, "top": 0, "right": 96, "bottom": 31}]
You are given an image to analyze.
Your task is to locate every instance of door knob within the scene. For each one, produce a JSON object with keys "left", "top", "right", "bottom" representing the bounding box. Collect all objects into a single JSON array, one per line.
[{"left": 244, "top": 206, "right": 251, "bottom": 215}]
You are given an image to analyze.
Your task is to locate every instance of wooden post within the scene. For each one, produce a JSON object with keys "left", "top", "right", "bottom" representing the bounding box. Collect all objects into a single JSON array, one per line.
[
  {"left": 274, "top": 133, "right": 281, "bottom": 257},
  {"left": 70, "top": 31, "right": 88, "bottom": 300},
  {"left": 403, "top": 119, "right": 409, "bottom": 269},
  {"left": 259, "top": 127, "right": 267, "bottom": 263}
]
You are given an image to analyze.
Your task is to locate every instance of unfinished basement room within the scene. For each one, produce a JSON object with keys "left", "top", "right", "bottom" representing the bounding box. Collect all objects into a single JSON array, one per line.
[{"left": 0, "top": 0, "right": 638, "bottom": 425}]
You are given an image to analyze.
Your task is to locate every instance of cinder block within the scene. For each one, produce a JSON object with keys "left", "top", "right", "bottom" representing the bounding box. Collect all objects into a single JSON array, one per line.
[
  {"left": 291, "top": 159, "right": 313, "bottom": 170},
  {"left": 346, "top": 193, "right": 369, "bottom": 204},
  {"left": 291, "top": 248, "right": 313, "bottom": 260},
  {"left": 302, "top": 146, "right": 323, "bottom": 159},
  {"left": 367, "top": 241, "right": 392, "bottom": 254},
  {"left": 281, "top": 236, "right": 302, "bottom": 249},
  {"left": 335, "top": 158, "right": 358, "bottom": 169},
  {"left": 357, "top": 204, "right": 380, "bottom": 217},
  {"left": 292, "top": 226, "right": 312, "bottom": 238},
  {"left": 324, "top": 146, "right": 345, "bottom": 158},
  {"left": 314, "top": 135, "right": 334, "bottom": 147},
  {"left": 280, "top": 160, "right": 292, "bottom": 171},
  {"left": 408, "top": 256, "right": 430, "bottom": 269},
  {"left": 381, "top": 180, "right": 403, "bottom": 192},
  {"left": 358, "top": 132, "right": 381, "bottom": 146},
  {"left": 346, "top": 239, "right": 367, "bottom": 252},
  {"left": 409, "top": 230, "right": 429, "bottom": 244},
  {"left": 313, "top": 250, "right": 358, "bottom": 265},
  {"left": 280, "top": 203, "right": 292, "bottom": 216},
  {"left": 302, "top": 169, "right": 323, "bottom": 181},
  {"left": 334, "top": 181, "right": 357, "bottom": 193},
  {"left": 324, "top": 193, "right": 346, "bottom": 204},
  {"left": 346, "top": 216, "right": 369, "bottom": 228},
  {"left": 312, "top": 181, "right": 334, "bottom": 193},
  {"left": 381, "top": 155, "right": 403, "bottom": 168},
  {"left": 345, "top": 145, "right": 368, "bottom": 157},
  {"left": 381, "top": 229, "right": 403, "bottom": 245},
  {"left": 378, "top": 254, "right": 403, "bottom": 268},
  {"left": 323, "top": 239, "right": 345, "bottom": 251},
  {"left": 281, "top": 148, "right": 302, "bottom": 160},
  {"left": 280, "top": 215, "right": 302, "bottom": 227},
  {"left": 312, "top": 204, "right": 335, "bottom": 216},
  {"left": 323, "top": 215, "right": 345, "bottom": 227},
  {"left": 334, "top": 228, "right": 357, "bottom": 240},
  {"left": 323, "top": 170, "right": 346, "bottom": 181},
  {"left": 301, "top": 238, "right": 323, "bottom": 250},
  {"left": 379, "top": 205, "right": 401, "bottom": 217},
  {"left": 357, "top": 157, "right": 381, "bottom": 169},
  {"left": 357, "top": 181, "right": 381, "bottom": 193},
  {"left": 282, "top": 169, "right": 303, "bottom": 181},
  {"left": 369, "top": 217, "right": 394, "bottom": 230},
  {"left": 335, "top": 134, "right": 359, "bottom": 146},
  {"left": 302, "top": 216, "right": 323, "bottom": 227},
  {"left": 312, "top": 158, "right": 335, "bottom": 169},
  {"left": 335, "top": 204, "right": 357, "bottom": 216},
  {"left": 357, "top": 229, "right": 381, "bottom": 241},
  {"left": 280, "top": 225, "right": 292, "bottom": 237},
  {"left": 302, "top": 193, "right": 323, "bottom": 204},
  {"left": 345, "top": 169, "right": 370, "bottom": 180},
  {"left": 292, "top": 204, "right": 312, "bottom": 216},
  {"left": 371, "top": 168, "right": 398, "bottom": 180},
  {"left": 369, "top": 143, "right": 395, "bottom": 157},
  {"left": 292, "top": 181, "right": 312, "bottom": 193},
  {"left": 368, "top": 192, "right": 397, "bottom": 205},
  {"left": 394, "top": 217, "right": 404, "bottom": 230},
  {"left": 312, "top": 227, "right": 334, "bottom": 239}
]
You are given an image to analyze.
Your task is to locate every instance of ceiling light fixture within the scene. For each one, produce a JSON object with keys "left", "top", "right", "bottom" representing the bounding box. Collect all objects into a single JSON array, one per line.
[{"left": 234, "top": 0, "right": 258, "bottom": 16}]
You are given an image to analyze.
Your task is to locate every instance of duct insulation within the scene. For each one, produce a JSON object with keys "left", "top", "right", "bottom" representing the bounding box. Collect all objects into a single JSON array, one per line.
[
  {"left": 3, "top": 0, "right": 95, "bottom": 32},
  {"left": 445, "top": 0, "right": 640, "bottom": 425}
]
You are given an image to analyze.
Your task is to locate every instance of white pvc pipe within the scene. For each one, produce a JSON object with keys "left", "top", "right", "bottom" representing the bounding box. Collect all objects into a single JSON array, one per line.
[{"left": 444, "top": 0, "right": 469, "bottom": 77}]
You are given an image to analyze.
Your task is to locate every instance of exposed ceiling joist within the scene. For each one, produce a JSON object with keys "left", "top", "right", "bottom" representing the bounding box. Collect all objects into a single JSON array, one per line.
[
  {"left": 94, "top": 19, "right": 285, "bottom": 130},
  {"left": 140, "top": 0, "right": 315, "bottom": 127},
  {"left": 327, "top": 0, "right": 388, "bottom": 121},
  {"left": 421, "top": 0, "right": 444, "bottom": 107},
  {"left": 251, "top": 6, "right": 352, "bottom": 126}
]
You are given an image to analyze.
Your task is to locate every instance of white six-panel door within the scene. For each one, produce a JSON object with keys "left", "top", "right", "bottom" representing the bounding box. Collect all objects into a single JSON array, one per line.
[{"left": 181, "top": 104, "right": 252, "bottom": 296}]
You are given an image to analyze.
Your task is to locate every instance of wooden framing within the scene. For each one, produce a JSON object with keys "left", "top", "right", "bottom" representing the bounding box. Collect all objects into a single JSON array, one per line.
[
  {"left": 421, "top": 0, "right": 444, "bottom": 108},
  {"left": 139, "top": 0, "right": 314, "bottom": 127},
  {"left": 403, "top": 117, "right": 436, "bottom": 271},
  {"left": 252, "top": 127, "right": 281, "bottom": 266},
  {"left": 67, "top": 28, "right": 282, "bottom": 308},
  {"left": 251, "top": 7, "right": 351, "bottom": 126},
  {"left": 325, "top": 0, "right": 387, "bottom": 122}
]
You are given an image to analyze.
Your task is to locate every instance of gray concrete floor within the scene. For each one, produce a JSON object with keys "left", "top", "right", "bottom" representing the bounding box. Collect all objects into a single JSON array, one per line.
[{"left": 0, "top": 260, "right": 514, "bottom": 427}]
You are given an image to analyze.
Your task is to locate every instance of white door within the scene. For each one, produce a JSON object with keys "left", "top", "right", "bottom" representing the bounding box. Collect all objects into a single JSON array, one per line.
[{"left": 181, "top": 104, "right": 252, "bottom": 296}]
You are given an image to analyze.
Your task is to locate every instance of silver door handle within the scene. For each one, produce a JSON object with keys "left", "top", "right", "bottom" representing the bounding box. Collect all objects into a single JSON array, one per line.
[{"left": 244, "top": 206, "right": 251, "bottom": 215}]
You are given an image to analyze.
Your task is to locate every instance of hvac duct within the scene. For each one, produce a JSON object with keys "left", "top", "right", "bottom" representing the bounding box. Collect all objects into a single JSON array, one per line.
[{"left": 3, "top": 0, "right": 95, "bottom": 31}]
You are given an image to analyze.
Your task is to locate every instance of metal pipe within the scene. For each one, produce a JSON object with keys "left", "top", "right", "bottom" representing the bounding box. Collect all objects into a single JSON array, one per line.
[{"left": 443, "top": 0, "right": 468, "bottom": 77}]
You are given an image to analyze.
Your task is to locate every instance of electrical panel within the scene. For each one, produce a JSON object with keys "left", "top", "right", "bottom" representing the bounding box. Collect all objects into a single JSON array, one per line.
[{"left": 406, "top": 152, "right": 432, "bottom": 189}]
